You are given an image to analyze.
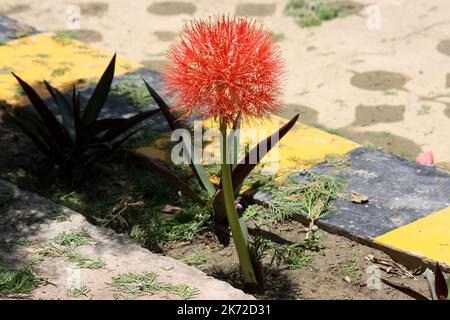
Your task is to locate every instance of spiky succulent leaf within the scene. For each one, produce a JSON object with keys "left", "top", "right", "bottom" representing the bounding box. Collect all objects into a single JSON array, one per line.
[
  {"left": 44, "top": 80, "right": 76, "bottom": 142},
  {"left": 100, "top": 109, "right": 160, "bottom": 142},
  {"left": 12, "top": 73, "right": 70, "bottom": 148},
  {"left": 81, "top": 54, "right": 116, "bottom": 125}
]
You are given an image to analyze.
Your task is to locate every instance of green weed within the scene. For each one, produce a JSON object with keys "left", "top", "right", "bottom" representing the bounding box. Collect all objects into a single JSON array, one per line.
[
  {"left": 111, "top": 272, "right": 199, "bottom": 300},
  {"left": 0, "top": 264, "right": 40, "bottom": 295},
  {"left": 182, "top": 254, "right": 208, "bottom": 267},
  {"left": 68, "top": 284, "right": 91, "bottom": 297},
  {"left": 54, "top": 230, "right": 93, "bottom": 248}
]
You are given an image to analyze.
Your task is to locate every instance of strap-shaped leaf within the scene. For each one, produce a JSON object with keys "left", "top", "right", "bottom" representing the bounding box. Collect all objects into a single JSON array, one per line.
[
  {"left": 424, "top": 268, "right": 438, "bottom": 300},
  {"left": 230, "top": 113, "right": 299, "bottom": 190},
  {"left": 12, "top": 73, "right": 69, "bottom": 148},
  {"left": 81, "top": 54, "right": 116, "bottom": 125},
  {"left": 381, "top": 278, "right": 428, "bottom": 300},
  {"left": 212, "top": 114, "right": 299, "bottom": 240},
  {"left": 434, "top": 263, "right": 449, "bottom": 300},
  {"left": 143, "top": 78, "right": 178, "bottom": 130},
  {"left": 44, "top": 81, "right": 76, "bottom": 142},
  {"left": 143, "top": 79, "right": 216, "bottom": 196},
  {"left": 100, "top": 109, "right": 160, "bottom": 142},
  {"left": 132, "top": 152, "right": 205, "bottom": 205}
]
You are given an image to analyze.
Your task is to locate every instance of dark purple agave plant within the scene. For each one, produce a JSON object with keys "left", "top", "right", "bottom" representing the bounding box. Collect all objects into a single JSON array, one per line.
[{"left": 6, "top": 54, "right": 160, "bottom": 179}]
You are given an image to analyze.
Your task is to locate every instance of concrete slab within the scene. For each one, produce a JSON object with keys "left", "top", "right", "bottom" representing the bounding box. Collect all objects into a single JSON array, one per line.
[
  {"left": 0, "top": 179, "right": 253, "bottom": 300},
  {"left": 307, "top": 147, "right": 450, "bottom": 239}
]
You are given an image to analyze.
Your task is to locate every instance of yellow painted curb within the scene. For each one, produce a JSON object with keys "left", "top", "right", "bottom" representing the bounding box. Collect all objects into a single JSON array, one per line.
[
  {"left": 137, "top": 115, "right": 359, "bottom": 174},
  {"left": 375, "top": 206, "right": 450, "bottom": 265},
  {"left": 0, "top": 33, "right": 141, "bottom": 106},
  {"left": 1, "top": 31, "right": 359, "bottom": 175}
]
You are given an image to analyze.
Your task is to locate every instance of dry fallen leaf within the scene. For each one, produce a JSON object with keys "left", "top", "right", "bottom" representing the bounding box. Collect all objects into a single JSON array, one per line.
[
  {"left": 161, "top": 204, "right": 184, "bottom": 214},
  {"left": 350, "top": 191, "right": 369, "bottom": 204}
]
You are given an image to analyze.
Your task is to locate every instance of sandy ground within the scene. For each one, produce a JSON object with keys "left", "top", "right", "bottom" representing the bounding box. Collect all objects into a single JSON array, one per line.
[{"left": 1, "top": 0, "right": 450, "bottom": 169}]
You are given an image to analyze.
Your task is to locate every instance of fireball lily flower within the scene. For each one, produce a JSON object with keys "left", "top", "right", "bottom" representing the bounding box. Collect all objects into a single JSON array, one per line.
[
  {"left": 164, "top": 15, "right": 285, "bottom": 293},
  {"left": 164, "top": 15, "right": 285, "bottom": 126}
]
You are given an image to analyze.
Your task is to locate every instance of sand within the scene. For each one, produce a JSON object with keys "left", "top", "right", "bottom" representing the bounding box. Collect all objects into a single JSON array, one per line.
[{"left": 1, "top": 0, "right": 450, "bottom": 169}]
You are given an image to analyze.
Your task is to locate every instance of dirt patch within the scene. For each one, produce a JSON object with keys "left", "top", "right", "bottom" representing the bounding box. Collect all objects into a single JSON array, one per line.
[
  {"left": 72, "top": 29, "right": 103, "bottom": 43},
  {"left": 147, "top": 1, "right": 196, "bottom": 15},
  {"left": 140, "top": 59, "right": 166, "bottom": 73},
  {"left": 353, "top": 104, "right": 405, "bottom": 127},
  {"left": 78, "top": 2, "right": 109, "bottom": 17},
  {"left": 332, "top": 1, "right": 364, "bottom": 15},
  {"left": 235, "top": 3, "right": 277, "bottom": 17},
  {"left": 350, "top": 71, "right": 409, "bottom": 91},
  {"left": 340, "top": 129, "right": 422, "bottom": 159},
  {"left": 0, "top": 4, "right": 30, "bottom": 15},
  {"left": 437, "top": 39, "right": 450, "bottom": 56},
  {"left": 445, "top": 103, "right": 450, "bottom": 118},
  {"left": 166, "top": 220, "right": 432, "bottom": 300},
  {"left": 153, "top": 31, "right": 178, "bottom": 42},
  {"left": 277, "top": 104, "right": 318, "bottom": 124}
]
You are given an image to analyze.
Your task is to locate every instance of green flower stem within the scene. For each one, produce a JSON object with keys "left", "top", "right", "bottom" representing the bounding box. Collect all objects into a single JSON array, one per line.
[{"left": 220, "top": 121, "right": 258, "bottom": 289}]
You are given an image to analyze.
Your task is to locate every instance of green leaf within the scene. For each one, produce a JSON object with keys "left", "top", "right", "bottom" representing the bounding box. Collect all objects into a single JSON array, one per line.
[
  {"left": 239, "top": 217, "right": 249, "bottom": 245},
  {"left": 212, "top": 114, "right": 299, "bottom": 228},
  {"left": 44, "top": 81, "right": 76, "bottom": 142},
  {"left": 81, "top": 54, "right": 116, "bottom": 125},
  {"left": 424, "top": 268, "right": 438, "bottom": 300}
]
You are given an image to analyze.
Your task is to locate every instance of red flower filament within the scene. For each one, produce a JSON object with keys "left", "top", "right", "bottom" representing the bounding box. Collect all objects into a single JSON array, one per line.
[{"left": 164, "top": 16, "right": 285, "bottom": 125}]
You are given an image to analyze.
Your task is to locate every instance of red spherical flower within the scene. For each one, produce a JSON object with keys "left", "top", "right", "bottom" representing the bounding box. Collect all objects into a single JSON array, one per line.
[{"left": 164, "top": 15, "right": 285, "bottom": 125}]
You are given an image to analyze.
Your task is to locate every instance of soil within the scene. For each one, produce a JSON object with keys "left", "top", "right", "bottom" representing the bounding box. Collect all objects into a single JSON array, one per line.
[{"left": 165, "top": 220, "right": 431, "bottom": 300}]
